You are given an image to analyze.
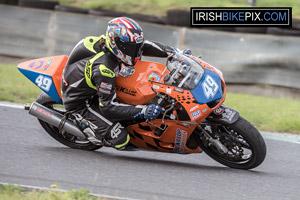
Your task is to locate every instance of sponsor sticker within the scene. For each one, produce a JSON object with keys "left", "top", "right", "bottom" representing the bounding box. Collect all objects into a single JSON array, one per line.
[
  {"left": 190, "top": 105, "right": 199, "bottom": 112},
  {"left": 174, "top": 88, "right": 183, "bottom": 93},
  {"left": 117, "top": 86, "right": 137, "bottom": 96},
  {"left": 99, "top": 64, "right": 115, "bottom": 78},
  {"left": 99, "top": 88, "right": 111, "bottom": 95},
  {"left": 100, "top": 82, "right": 112, "bottom": 90},
  {"left": 174, "top": 128, "right": 187, "bottom": 153},
  {"left": 191, "top": 110, "right": 202, "bottom": 120},
  {"left": 153, "top": 85, "right": 160, "bottom": 90},
  {"left": 222, "top": 108, "right": 237, "bottom": 122},
  {"left": 42, "top": 58, "right": 53, "bottom": 71},
  {"left": 191, "top": 110, "right": 200, "bottom": 117},
  {"left": 29, "top": 62, "right": 36, "bottom": 68},
  {"left": 111, "top": 122, "right": 124, "bottom": 139},
  {"left": 29, "top": 61, "right": 44, "bottom": 69},
  {"left": 166, "top": 88, "right": 172, "bottom": 94},
  {"left": 85, "top": 61, "right": 92, "bottom": 79},
  {"left": 35, "top": 106, "right": 52, "bottom": 117},
  {"left": 202, "top": 108, "right": 208, "bottom": 113},
  {"left": 148, "top": 72, "right": 160, "bottom": 82}
]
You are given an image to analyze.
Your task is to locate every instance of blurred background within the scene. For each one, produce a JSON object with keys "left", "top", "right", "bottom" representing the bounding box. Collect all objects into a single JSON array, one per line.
[{"left": 0, "top": 0, "right": 299, "bottom": 133}]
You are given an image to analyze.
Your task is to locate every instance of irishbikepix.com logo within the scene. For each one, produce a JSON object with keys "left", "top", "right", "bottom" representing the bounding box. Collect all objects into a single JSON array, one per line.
[{"left": 190, "top": 7, "right": 292, "bottom": 27}]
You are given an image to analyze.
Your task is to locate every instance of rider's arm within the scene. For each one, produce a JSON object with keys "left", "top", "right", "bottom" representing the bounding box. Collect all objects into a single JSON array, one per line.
[
  {"left": 141, "top": 40, "right": 175, "bottom": 58},
  {"left": 92, "top": 64, "right": 144, "bottom": 121}
]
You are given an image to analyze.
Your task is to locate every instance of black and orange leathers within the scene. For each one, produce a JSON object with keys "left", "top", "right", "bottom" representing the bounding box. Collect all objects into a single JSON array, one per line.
[{"left": 61, "top": 36, "right": 173, "bottom": 138}]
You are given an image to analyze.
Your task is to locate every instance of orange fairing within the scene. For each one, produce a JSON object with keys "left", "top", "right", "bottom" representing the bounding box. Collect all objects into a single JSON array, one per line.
[
  {"left": 116, "top": 60, "right": 167, "bottom": 105},
  {"left": 127, "top": 119, "right": 201, "bottom": 153},
  {"left": 17, "top": 55, "right": 68, "bottom": 99},
  {"left": 150, "top": 82, "right": 213, "bottom": 122},
  {"left": 116, "top": 57, "right": 225, "bottom": 153},
  {"left": 116, "top": 58, "right": 225, "bottom": 122}
]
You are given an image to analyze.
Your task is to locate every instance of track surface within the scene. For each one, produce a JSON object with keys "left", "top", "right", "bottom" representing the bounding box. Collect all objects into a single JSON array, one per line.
[{"left": 1, "top": 105, "right": 300, "bottom": 200}]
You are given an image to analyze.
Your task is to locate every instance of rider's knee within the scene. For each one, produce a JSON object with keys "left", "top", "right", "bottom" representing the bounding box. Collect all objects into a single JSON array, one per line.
[{"left": 106, "top": 122, "right": 130, "bottom": 149}]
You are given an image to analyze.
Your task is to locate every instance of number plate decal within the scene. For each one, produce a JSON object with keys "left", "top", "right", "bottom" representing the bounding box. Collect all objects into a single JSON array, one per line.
[
  {"left": 35, "top": 75, "right": 52, "bottom": 92},
  {"left": 202, "top": 75, "right": 219, "bottom": 99}
]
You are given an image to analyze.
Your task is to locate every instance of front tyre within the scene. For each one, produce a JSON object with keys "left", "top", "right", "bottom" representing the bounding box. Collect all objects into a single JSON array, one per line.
[{"left": 196, "top": 116, "right": 266, "bottom": 169}]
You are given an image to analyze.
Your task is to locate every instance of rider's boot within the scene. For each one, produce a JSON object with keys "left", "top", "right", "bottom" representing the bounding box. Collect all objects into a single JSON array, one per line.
[
  {"left": 73, "top": 114, "right": 103, "bottom": 146},
  {"left": 82, "top": 124, "right": 103, "bottom": 146}
]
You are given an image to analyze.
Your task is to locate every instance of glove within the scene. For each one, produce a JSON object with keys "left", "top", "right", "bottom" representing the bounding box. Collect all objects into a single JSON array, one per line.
[
  {"left": 173, "top": 48, "right": 193, "bottom": 55},
  {"left": 132, "top": 104, "right": 162, "bottom": 120},
  {"left": 182, "top": 49, "right": 192, "bottom": 55},
  {"left": 168, "top": 48, "right": 192, "bottom": 56}
]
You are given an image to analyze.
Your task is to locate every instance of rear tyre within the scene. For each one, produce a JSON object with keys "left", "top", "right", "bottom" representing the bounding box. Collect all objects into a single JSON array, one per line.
[
  {"left": 196, "top": 116, "right": 266, "bottom": 169},
  {"left": 36, "top": 92, "right": 101, "bottom": 151}
]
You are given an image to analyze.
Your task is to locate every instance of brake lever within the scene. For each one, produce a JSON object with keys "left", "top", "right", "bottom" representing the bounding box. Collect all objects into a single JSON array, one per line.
[{"left": 162, "top": 99, "right": 175, "bottom": 123}]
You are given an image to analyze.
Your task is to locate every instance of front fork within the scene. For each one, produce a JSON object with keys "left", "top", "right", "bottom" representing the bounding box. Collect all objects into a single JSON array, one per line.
[{"left": 197, "top": 105, "right": 240, "bottom": 154}]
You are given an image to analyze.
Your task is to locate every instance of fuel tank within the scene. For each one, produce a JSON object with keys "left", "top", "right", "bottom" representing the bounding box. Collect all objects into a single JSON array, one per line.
[{"left": 116, "top": 61, "right": 167, "bottom": 105}]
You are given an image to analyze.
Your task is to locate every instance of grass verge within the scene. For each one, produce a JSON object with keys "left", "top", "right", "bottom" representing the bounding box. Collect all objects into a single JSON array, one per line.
[
  {"left": 0, "top": 64, "right": 40, "bottom": 103},
  {"left": 0, "top": 184, "right": 100, "bottom": 200},
  {"left": 1, "top": 63, "right": 300, "bottom": 133},
  {"left": 225, "top": 93, "right": 300, "bottom": 134},
  {"left": 54, "top": 0, "right": 300, "bottom": 17}
]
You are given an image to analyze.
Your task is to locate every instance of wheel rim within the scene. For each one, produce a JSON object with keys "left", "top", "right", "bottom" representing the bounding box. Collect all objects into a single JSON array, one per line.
[
  {"left": 200, "top": 124, "right": 254, "bottom": 165},
  {"left": 41, "top": 107, "right": 92, "bottom": 146},
  {"left": 43, "top": 120, "right": 91, "bottom": 144}
]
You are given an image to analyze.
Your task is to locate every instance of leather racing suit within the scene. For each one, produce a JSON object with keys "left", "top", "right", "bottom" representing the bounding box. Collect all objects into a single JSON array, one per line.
[{"left": 61, "top": 35, "right": 174, "bottom": 148}]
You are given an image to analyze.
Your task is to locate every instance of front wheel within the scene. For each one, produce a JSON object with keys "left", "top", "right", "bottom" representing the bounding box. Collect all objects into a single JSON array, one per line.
[{"left": 196, "top": 116, "right": 266, "bottom": 169}]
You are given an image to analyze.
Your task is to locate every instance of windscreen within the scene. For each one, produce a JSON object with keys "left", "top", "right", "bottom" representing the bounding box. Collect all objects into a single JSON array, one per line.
[{"left": 165, "top": 53, "right": 205, "bottom": 90}]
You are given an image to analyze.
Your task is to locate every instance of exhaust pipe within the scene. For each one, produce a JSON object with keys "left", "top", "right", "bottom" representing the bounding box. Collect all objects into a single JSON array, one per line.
[{"left": 25, "top": 102, "right": 86, "bottom": 139}]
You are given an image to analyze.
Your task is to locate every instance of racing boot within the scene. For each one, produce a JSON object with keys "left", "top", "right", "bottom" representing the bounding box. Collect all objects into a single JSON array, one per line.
[{"left": 73, "top": 114, "right": 103, "bottom": 146}]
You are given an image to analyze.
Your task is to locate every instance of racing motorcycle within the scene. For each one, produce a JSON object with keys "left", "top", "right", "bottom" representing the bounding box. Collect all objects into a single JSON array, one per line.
[{"left": 17, "top": 52, "right": 266, "bottom": 169}]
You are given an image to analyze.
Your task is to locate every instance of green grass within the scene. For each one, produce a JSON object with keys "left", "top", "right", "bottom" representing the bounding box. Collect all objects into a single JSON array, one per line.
[
  {"left": 0, "top": 184, "right": 101, "bottom": 200},
  {"left": 225, "top": 93, "right": 300, "bottom": 134},
  {"left": 54, "top": 0, "right": 300, "bottom": 17},
  {"left": 1, "top": 63, "right": 300, "bottom": 133},
  {"left": 0, "top": 64, "right": 40, "bottom": 103}
]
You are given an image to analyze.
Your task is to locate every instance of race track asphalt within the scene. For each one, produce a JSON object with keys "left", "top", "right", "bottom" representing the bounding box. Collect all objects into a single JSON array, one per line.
[{"left": 1, "top": 104, "right": 300, "bottom": 200}]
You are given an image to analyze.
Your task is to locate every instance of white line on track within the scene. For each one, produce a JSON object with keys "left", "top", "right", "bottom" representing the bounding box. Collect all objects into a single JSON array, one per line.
[
  {"left": 262, "top": 131, "right": 300, "bottom": 144},
  {"left": 0, "top": 182, "right": 139, "bottom": 200},
  {"left": 0, "top": 101, "right": 25, "bottom": 109},
  {"left": 1, "top": 101, "right": 300, "bottom": 144}
]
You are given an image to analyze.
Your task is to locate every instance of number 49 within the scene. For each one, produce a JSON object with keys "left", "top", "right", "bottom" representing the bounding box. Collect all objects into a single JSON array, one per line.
[
  {"left": 202, "top": 75, "right": 219, "bottom": 99},
  {"left": 35, "top": 75, "right": 52, "bottom": 92}
]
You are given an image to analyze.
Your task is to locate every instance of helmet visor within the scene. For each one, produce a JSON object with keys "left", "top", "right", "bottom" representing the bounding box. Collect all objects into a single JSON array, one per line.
[{"left": 115, "top": 38, "right": 144, "bottom": 64}]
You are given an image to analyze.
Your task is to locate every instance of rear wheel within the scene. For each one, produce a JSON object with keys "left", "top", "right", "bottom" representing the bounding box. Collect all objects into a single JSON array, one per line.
[
  {"left": 36, "top": 92, "right": 102, "bottom": 151},
  {"left": 196, "top": 116, "right": 266, "bottom": 169}
]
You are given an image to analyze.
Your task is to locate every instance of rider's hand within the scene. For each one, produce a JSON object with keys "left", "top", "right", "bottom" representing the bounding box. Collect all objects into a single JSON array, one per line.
[
  {"left": 132, "top": 104, "right": 162, "bottom": 120},
  {"left": 182, "top": 49, "right": 192, "bottom": 55},
  {"left": 169, "top": 47, "right": 192, "bottom": 56}
]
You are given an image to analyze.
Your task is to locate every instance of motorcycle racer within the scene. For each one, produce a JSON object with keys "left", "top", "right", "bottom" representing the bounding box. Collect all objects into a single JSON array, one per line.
[
  {"left": 62, "top": 17, "right": 178, "bottom": 149},
  {"left": 19, "top": 16, "right": 266, "bottom": 169}
]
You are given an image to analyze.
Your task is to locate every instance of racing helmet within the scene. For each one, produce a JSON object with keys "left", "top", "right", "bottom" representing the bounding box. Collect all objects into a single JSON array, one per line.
[{"left": 105, "top": 17, "right": 144, "bottom": 66}]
